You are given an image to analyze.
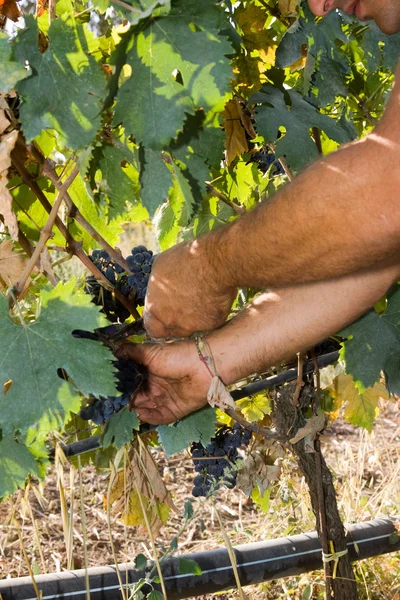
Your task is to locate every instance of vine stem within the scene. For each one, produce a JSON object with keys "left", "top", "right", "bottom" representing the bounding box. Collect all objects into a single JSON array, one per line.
[
  {"left": 267, "top": 143, "right": 294, "bottom": 182},
  {"left": 291, "top": 352, "right": 304, "bottom": 407},
  {"left": 108, "top": 0, "right": 141, "bottom": 13},
  {"left": 206, "top": 183, "right": 246, "bottom": 216},
  {"left": 13, "top": 164, "right": 79, "bottom": 296},
  {"left": 11, "top": 150, "right": 140, "bottom": 319},
  {"left": 225, "top": 407, "right": 281, "bottom": 442},
  {"left": 315, "top": 437, "right": 333, "bottom": 600},
  {"left": 38, "top": 153, "right": 135, "bottom": 276}
]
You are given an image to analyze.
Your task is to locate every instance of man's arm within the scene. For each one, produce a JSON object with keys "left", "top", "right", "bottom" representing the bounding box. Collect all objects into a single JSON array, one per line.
[
  {"left": 121, "top": 258, "right": 400, "bottom": 424},
  {"left": 145, "top": 66, "right": 400, "bottom": 339}
]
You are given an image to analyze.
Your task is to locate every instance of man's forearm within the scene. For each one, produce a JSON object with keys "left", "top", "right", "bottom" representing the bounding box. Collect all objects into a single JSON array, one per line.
[
  {"left": 206, "top": 71, "right": 400, "bottom": 292},
  {"left": 207, "top": 260, "right": 400, "bottom": 385}
]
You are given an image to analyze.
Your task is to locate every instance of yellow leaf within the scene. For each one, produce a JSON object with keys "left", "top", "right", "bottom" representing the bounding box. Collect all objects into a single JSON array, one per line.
[
  {"left": 237, "top": 392, "right": 271, "bottom": 422},
  {"left": 327, "top": 374, "right": 389, "bottom": 432},
  {"left": 222, "top": 99, "right": 249, "bottom": 166},
  {"left": 235, "top": 4, "right": 274, "bottom": 52},
  {"left": 278, "top": 0, "right": 300, "bottom": 17}
]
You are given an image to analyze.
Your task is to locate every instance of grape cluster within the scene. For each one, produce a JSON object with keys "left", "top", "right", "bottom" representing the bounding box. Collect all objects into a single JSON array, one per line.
[
  {"left": 247, "top": 147, "right": 285, "bottom": 176},
  {"left": 85, "top": 245, "right": 155, "bottom": 323},
  {"left": 190, "top": 423, "right": 252, "bottom": 497},
  {"left": 126, "top": 246, "right": 155, "bottom": 304},
  {"left": 86, "top": 249, "right": 130, "bottom": 323},
  {"left": 80, "top": 357, "right": 146, "bottom": 425}
]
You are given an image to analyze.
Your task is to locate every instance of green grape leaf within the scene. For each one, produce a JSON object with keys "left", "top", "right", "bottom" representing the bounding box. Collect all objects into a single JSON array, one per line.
[
  {"left": 0, "top": 437, "right": 41, "bottom": 499},
  {"left": 134, "top": 553, "right": 147, "bottom": 570},
  {"left": 276, "top": 9, "right": 351, "bottom": 106},
  {"left": 171, "top": 111, "right": 225, "bottom": 203},
  {"left": 178, "top": 558, "right": 202, "bottom": 576},
  {"left": 361, "top": 22, "right": 400, "bottom": 72},
  {"left": 0, "top": 33, "right": 29, "bottom": 93},
  {"left": 67, "top": 174, "right": 124, "bottom": 250},
  {"left": 147, "top": 592, "right": 163, "bottom": 600},
  {"left": 0, "top": 281, "right": 118, "bottom": 436},
  {"left": 341, "top": 287, "right": 400, "bottom": 394},
  {"left": 183, "top": 499, "right": 194, "bottom": 520},
  {"left": 157, "top": 406, "right": 216, "bottom": 458},
  {"left": 170, "top": 161, "right": 196, "bottom": 227},
  {"left": 102, "top": 407, "right": 140, "bottom": 449},
  {"left": 253, "top": 85, "right": 350, "bottom": 171},
  {"left": 114, "top": 0, "right": 233, "bottom": 149},
  {"left": 95, "top": 137, "right": 140, "bottom": 221},
  {"left": 153, "top": 199, "right": 180, "bottom": 251},
  {"left": 14, "top": 16, "right": 106, "bottom": 149},
  {"left": 93, "top": 0, "right": 170, "bottom": 24},
  {"left": 139, "top": 146, "right": 172, "bottom": 216}
]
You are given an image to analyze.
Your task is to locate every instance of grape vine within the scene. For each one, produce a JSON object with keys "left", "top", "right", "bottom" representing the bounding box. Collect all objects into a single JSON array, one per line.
[{"left": 0, "top": 1, "right": 398, "bottom": 578}]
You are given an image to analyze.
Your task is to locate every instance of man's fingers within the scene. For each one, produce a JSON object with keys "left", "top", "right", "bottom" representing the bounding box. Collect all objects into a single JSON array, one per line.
[
  {"left": 143, "top": 308, "right": 170, "bottom": 339},
  {"left": 116, "top": 342, "right": 148, "bottom": 364},
  {"left": 135, "top": 407, "right": 172, "bottom": 425}
]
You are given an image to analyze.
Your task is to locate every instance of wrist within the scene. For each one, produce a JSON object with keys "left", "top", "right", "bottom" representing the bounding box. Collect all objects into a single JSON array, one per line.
[{"left": 198, "top": 225, "right": 238, "bottom": 293}]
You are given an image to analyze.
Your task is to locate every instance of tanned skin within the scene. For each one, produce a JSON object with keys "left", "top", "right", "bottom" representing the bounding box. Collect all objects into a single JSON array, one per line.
[
  {"left": 144, "top": 63, "right": 400, "bottom": 339},
  {"left": 119, "top": 258, "right": 400, "bottom": 424},
  {"left": 118, "top": 2, "right": 400, "bottom": 425}
]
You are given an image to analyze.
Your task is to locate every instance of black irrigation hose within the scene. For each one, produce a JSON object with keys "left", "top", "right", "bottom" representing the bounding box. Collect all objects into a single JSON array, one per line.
[
  {"left": 57, "top": 351, "right": 340, "bottom": 459},
  {"left": 1, "top": 517, "right": 398, "bottom": 600}
]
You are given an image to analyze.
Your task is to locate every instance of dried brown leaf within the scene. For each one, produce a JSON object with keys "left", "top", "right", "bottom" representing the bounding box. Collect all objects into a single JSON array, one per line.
[
  {"left": 0, "top": 240, "right": 29, "bottom": 290},
  {"left": 237, "top": 442, "right": 282, "bottom": 496},
  {"left": 0, "top": 129, "right": 18, "bottom": 240},
  {"left": 0, "top": 0, "right": 21, "bottom": 21},
  {"left": 207, "top": 376, "right": 236, "bottom": 411},
  {"left": 108, "top": 440, "right": 176, "bottom": 537},
  {"left": 222, "top": 98, "right": 249, "bottom": 166},
  {"left": 289, "top": 413, "right": 327, "bottom": 446}
]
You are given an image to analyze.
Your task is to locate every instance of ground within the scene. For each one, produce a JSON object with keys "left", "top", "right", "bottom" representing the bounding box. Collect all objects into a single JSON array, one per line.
[{"left": 0, "top": 401, "right": 399, "bottom": 599}]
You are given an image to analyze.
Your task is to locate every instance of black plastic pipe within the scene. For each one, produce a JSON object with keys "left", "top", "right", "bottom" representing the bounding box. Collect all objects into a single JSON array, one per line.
[
  {"left": 1, "top": 517, "right": 398, "bottom": 600},
  {"left": 58, "top": 351, "right": 340, "bottom": 459}
]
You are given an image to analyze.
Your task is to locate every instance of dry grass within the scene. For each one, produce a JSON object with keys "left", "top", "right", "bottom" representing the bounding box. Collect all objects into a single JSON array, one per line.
[{"left": 0, "top": 401, "right": 399, "bottom": 600}]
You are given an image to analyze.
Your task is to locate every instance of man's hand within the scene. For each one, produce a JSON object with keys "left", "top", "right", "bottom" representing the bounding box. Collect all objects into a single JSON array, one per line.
[
  {"left": 144, "top": 239, "right": 237, "bottom": 339},
  {"left": 116, "top": 340, "right": 211, "bottom": 424}
]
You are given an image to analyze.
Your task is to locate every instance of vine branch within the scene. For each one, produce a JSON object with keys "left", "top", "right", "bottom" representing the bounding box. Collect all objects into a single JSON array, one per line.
[
  {"left": 37, "top": 152, "right": 134, "bottom": 275},
  {"left": 206, "top": 183, "right": 246, "bottom": 216},
  {"left": 11, "top": 148, "right": 140, "bottom": 319},
  {"left": 13, "top": 164, "right": 79, "bottom": 296}
]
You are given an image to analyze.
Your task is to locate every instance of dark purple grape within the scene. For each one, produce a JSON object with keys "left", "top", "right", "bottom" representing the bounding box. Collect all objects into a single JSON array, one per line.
[
  {"left": 132, "top": 245, "right": 147, "bottom": 254},
  {"left": 133, "top": 253, "right": 145, "bottom": 265},
  {"left": 105, "top": 266, "right": 116, "bottom": 283}
]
